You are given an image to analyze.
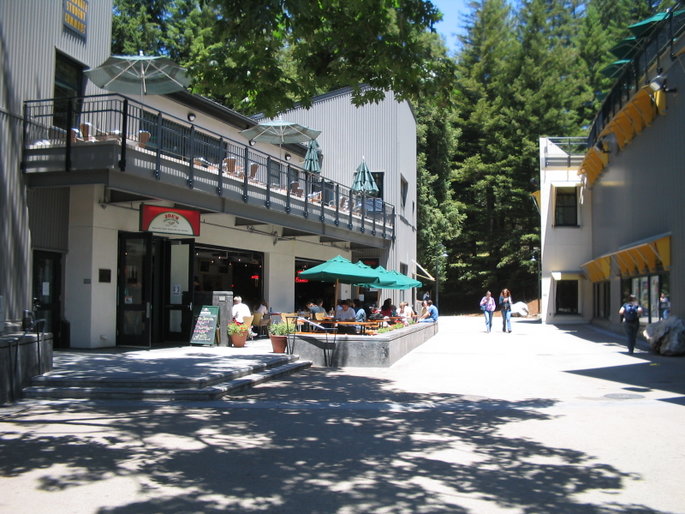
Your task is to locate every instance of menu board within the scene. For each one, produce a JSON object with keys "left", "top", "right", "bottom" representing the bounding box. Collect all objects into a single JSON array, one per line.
[{"left": 190, "top": 305, "right": 220, "bottom": 345}]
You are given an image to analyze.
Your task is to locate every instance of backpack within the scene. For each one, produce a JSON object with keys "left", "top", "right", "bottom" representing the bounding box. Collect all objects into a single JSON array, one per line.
[{"left": 623, "top": 303, "right": 639, "bottom": 322}]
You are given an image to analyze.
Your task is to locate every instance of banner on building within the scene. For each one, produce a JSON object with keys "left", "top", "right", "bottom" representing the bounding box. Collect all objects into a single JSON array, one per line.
[{"left": 139, "top": 205, "right": 201, "bottom": 236}]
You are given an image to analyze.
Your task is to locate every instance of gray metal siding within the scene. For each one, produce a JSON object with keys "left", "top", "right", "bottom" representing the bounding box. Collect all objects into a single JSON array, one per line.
[
  {"left": 28, "top": 188, "right": 70, "bottom": 252},
  {"left": 591, "top": 61, "right": 684, "bottom": 316}
]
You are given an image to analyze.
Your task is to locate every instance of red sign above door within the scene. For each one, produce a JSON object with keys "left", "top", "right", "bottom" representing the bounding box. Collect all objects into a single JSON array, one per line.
[{"left": 139, "top": 205, "right": 201, "bottom": 236}]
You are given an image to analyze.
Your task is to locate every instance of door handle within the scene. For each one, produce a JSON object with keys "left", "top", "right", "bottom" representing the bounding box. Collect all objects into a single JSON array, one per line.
[{"left": 146, "top": 302, "right": 151, "bottom": 319}]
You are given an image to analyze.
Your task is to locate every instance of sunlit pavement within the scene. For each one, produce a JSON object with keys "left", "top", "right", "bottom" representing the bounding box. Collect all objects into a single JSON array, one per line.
[{"left": 1, "top": 316, "right": 684, "bottom": 513}]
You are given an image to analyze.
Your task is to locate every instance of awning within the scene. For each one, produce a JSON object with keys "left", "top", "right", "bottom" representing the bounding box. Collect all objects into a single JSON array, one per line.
[
  {"left": 579, "top": 87, "right": 658, "bottom": 187},
  {"left": 551, "top": 271, "right": 584, "bottom": 281},
  {"left": 581, "top": 256, "right": 611, "bottom": 283},
  {"left": 582, "top": 234, "right": 671, "bottom": 280},
  {"left": 611, "top": 233, "right": 671, "bottom": 276}
]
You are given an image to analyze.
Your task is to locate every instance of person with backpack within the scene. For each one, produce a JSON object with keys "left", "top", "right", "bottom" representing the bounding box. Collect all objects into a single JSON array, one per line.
[{"left": 619, "top": 294, "right": 643, "bottom": 354}]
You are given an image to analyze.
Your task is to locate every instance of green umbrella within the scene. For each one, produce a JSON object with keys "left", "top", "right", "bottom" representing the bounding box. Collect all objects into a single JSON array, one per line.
[
  {"left": 627, "top": 11, "right": 678, "bottom": 38},
  {"left": 351, "top": 158, "right": 379, "bottom": 196},
  {"left": 600, "top": 59, "right": 631, "bottom": 78},
  {"left": 303, "top": 139, "right": 321, "bottom": 173},
  {"left": 299, "top": 255, "right": 378, "bottom": 284},
  {"left": 85, "top": 54, "right": 190, "bottom": 95},
  {"left": 241, "top": 119, "right": 321, "bottom": 145},
  {"left": 609, "top": 37, "right": 639, "bottom": 59},
  {"left": 382, "top": 270, "right": 423, "bottom": 290}
]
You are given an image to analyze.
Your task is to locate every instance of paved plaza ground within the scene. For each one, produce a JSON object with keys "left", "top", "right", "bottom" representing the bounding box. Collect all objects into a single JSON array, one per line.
[{"left": 1, "top": 315, "right": 684, "bottom": 513}]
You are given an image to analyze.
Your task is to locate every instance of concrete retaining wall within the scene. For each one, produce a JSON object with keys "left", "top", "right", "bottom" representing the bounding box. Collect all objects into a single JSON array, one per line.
[
  {"left": 0, "top": 332, "right": 53, "bottom": 404},
  {"left": 290, "top": 322, "right": 438, "bottom": 367}
]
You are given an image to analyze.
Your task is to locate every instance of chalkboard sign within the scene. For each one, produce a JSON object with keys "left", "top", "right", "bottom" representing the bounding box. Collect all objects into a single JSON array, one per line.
[{"left": 190, "top": 305, "right": 220, "bottom": 345}]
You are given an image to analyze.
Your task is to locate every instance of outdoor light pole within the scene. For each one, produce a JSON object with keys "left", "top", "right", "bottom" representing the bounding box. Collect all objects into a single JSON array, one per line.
[
  {"left": 531, "top": 250, "right": 541, "bottom": 317},
  {"left": 435, "top": 250, "right": 448, "bottom": 308}
]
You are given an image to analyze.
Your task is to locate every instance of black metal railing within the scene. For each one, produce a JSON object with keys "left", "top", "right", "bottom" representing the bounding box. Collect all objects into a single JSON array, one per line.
[
  {"left": 22, "top": 94, "right": 395, "bottom": 240},
  {"left": 587, "top": 3, "right": 685, "bottom": 148}
]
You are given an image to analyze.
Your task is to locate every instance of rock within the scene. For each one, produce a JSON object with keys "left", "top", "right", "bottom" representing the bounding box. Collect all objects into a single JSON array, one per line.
[
  {"left": 511, "top": 301, "right": 529, "bottom": 318},
  {"left": 643, "top": 317, "right": 685, "bottom": 356}
]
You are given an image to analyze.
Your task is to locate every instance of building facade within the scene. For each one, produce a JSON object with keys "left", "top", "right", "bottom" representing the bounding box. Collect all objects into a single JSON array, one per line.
[
  {"left": 0, "top": 1, "right": 418, "bottom": 348},
  {"left": 539, "top": 8, "right": 683, "bottom": 330}
]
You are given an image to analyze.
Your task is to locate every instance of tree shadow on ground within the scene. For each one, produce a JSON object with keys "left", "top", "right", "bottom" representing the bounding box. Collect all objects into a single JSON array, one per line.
[{"left": 0, "top": 369, "right": 660, "bottom": 513}]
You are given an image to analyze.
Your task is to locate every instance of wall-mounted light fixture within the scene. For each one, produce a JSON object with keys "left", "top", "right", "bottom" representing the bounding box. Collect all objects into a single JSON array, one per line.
[
  {"left": 649, "top": 74, "right": 677, "bottom": 93},
  {"left": 249, "top": 139, "right": 256, "bottom": 146},
  {"left": 285, "top": 153, "right": 292, "bottom": 161},
  {"left": 187, "top": 112, "right": 196, "bottom": 122}
]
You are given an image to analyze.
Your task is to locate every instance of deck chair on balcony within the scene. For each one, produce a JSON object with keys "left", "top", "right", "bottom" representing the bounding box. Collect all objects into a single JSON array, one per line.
[
  {"left": 222, "top": 157, "right": 244, "bottom": 178},
  {"left": 80, "top": 122, "right": 96, "bottom": 142},
  {"left": 289, "top": 181, "right": 304, "bottom": 197},
  {"left": 137, "top": 130, "right": 151, "bottom": 148},
  {"left": 248, "top": 162, "right": 260, "bottom": 182}
]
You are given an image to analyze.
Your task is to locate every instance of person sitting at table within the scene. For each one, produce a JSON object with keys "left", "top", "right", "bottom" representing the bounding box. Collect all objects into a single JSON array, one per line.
[
  {"left": 232, "top": 295, "right": 251, "bottom": 322},
  {"left": 335, "top": 300, "right": 357, "bottom": 333},
  {"left": 354, "top": 299, "right": 367, "bottom": 323},
  {"left": 418, "top": 299, "right": 438, "bottom": 323},
  {"left": 255, "top": 298, "right": 269, "bottom": 316},
  {"left": 307, "top": 300, "right": 326, "bottom": 315},
  {"left": 380, "top": 298, "right": 396, "bottom": 318},
  {"left": 399, "top": 301, "right": 414, "bottom": 326}
]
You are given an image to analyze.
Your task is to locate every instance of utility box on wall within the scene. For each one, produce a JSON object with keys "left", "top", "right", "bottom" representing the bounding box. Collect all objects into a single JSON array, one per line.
[{"left": 212, "top": 291, "right": 233, "bottom": 347}]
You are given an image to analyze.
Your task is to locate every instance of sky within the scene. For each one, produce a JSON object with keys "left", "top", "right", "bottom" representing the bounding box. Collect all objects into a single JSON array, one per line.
[{"left": 431, "top": 0, "right": 472, "bottom": 53}]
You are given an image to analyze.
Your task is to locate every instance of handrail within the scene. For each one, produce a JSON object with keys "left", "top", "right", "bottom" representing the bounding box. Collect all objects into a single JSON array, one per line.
[
  {"left": 22, "top": 93, "right": 396, "bottom": 239},
  {"left": 587, "top": 3, "right": 685, "bottom": 148}
]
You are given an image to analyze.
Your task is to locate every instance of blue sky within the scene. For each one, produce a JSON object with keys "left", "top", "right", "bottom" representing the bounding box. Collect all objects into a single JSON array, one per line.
[{"left": 431, "top": 0, "right": 472, "bottom": 53}]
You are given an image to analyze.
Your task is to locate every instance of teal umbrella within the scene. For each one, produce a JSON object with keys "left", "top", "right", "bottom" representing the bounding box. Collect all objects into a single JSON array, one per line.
[
  {"left": 241, "top": 119, "right": 321, "bottom": 145},
  {"left": 351, "top": 158, "right": 379, "bottom": 196},
  {"left": 610, "top": 36, "right": 639, "bottom": 59},
  {"left": 85, "top": 54, "right": 190, "bottom": 95},
  {"left": 299, "top": 255, "right": 378, "bottom": 284},
  {"left": 628, "top": 11, "right": 671, "bottom": 38},
  {"left": 303, "top": 139, "right": 321, "bottom": 173},
  {"left": 382, "top": 270, "right": 423, "bottom": 290},
  {"left": 600, "top": 59, "right": 631, "bottom": 78}
]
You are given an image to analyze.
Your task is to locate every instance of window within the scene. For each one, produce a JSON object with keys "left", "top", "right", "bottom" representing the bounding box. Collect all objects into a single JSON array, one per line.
[
  {"left": 371, "top": 171, "right": 384, "bottom": 198},
  {"left": 555, "top": 280, "right": 578, "bottom": 314},
  {"left": 400, "top": 176, "right": 408, "bottom": 208},
  {"left": 593, "top": 281, "right": 610, "bottom": 319},
  {"left": 554, "top": 187, "right": 578, "bottom": 226},
  {"left": 53, "top": 52, "right": 85, "bottom": 129}
]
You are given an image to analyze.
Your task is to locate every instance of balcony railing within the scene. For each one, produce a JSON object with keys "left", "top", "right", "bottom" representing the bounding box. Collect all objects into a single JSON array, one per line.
[
  {"left": 543, "top": 137, "right": 587, "bottom": 168},
  {"left": 22, "top": 94, "right": 395, "bottom": 241},
  {"left": 587, "top": 4, "right": 685, "bottom": 148}
]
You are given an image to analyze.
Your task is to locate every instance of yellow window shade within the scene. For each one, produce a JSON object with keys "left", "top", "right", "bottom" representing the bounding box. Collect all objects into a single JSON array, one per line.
[
  {"left": 654, "top": 89, "right": 667, "bottom": 115},
  {"left": 581, "top": 256, "right": 611, "bottom": 283}
]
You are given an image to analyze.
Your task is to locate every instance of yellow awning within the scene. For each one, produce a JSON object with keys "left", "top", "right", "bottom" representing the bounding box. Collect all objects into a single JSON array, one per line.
[
  {"left": 578, "top": 87, "right": 658, "bottom": 188},
  {"left": 609, "top": 233, "right": 671, "bottom": 276},
  {"left": 581, "top": 256, "right": 611, "bottom": 283}
]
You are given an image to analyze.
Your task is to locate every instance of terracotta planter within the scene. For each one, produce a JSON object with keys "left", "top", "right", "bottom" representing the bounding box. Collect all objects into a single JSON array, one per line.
[
  {"left": 270, "top": 335, "right": 288, "bottom": 353},
  {"left": 230, "top": 332, "right": 248, "bottom": 347}
]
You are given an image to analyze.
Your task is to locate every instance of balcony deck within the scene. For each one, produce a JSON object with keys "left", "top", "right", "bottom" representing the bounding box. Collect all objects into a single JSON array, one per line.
[{"left": 22, "top": 95, "right": 395, "bottom": 249}]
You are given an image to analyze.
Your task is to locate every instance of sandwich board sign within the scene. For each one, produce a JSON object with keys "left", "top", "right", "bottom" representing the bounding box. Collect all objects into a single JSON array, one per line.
[{"left": 190, "top": 305, "right": 219, "bottom": 345}]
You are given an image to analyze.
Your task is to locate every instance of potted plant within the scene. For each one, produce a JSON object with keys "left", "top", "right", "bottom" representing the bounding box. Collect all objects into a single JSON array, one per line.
[
  {"left": 227, "top": 322, "right": 250, "bottom": 347},
  {"left": 268, "top": 321, "right": 294, "bottom": 353}
]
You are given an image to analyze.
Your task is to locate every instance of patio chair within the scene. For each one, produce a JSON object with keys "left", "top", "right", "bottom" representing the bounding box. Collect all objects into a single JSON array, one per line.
[
  {"left": 222, "top": 157, "right": 244, "bottom": 177},
  {"left": 80, "top": 122, "right": 95, "bottom": 142},
  {"left": 242, "top": 315, "right": 255, "bottom": 339},
  {"left": 289, "top": 182, "right": 304, "bottom": 197},
  {"left": 137, "top": 130, "right": 151, "bottom": 148},
  {"left": 248, "top": 162, "right": 260, "bottom": 181},
  {"left": 307, "top": 190, "right": 322, "bottom": 203}
]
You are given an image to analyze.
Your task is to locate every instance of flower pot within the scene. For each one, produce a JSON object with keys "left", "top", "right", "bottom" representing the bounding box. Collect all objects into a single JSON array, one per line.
[
  {"left": 230, "top": 332, "right": 248, "bottom": 348},
  {"left": 270, "top": 335, "right": 288, "bottom": 353}
]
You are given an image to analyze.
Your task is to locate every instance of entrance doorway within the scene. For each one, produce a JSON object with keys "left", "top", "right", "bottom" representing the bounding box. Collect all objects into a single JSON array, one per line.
[{"left": 32, "top": 251, "right": 63, "bottom": 346}]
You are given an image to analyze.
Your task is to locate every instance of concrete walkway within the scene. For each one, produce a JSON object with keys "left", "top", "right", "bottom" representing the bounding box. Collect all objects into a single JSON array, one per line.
[{"left": 1, "top": 316, "right": 684, "bottom": 513}]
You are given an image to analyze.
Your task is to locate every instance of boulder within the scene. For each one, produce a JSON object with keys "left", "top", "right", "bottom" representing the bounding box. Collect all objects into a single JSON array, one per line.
[
  {"left": 643, "top": 317, "right": 685, "bottom": 356},
  {"left": 511, "top": 301, "right": 529, "bottom": 318}
]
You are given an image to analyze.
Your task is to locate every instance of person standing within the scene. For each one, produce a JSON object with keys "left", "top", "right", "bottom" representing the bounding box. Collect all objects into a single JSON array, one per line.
[
  {"left": 659, "top": 292, "right": 671, "bottom": 320},
  {"left": 479, "top": 291, "right": 496, "bottom": 333},
  {"left": 619, "top": 294, "right": 643, "bottom": 354},
  {"left": 499, "top": 289, "right": 513, "bottom": 333}
]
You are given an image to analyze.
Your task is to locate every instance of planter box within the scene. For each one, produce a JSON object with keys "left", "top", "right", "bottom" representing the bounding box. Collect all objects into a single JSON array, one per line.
[{"left": 289, "top": 322, "right": 438, "bottom": 367}]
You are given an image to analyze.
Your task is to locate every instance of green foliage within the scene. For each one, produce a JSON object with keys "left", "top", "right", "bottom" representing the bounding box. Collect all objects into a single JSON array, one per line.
[
  {"left": 268, "top": 322, "right": 295, "bottom": 336},
  {"left": 227, "top": 322, "right": 250, "bottom": 335}
]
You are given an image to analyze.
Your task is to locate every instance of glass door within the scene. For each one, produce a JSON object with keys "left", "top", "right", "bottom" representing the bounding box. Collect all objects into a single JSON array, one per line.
[
  {"left": 32, "top": 251, "right": 63, "bottom": 346},
  {"left": 117, "top": 232, "right": 152, "bottom": 347},
  {"left": 165, "top": 239, "right": 194, "bottom": 341}
]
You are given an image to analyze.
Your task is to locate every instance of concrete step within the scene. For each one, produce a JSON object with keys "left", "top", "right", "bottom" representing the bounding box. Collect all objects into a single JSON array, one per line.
[
  {"left": 30, "top": 353, "right": 301, "bottom": 390},
  {"left": 24, "top": 360, "right": 312, "bottom": 401}
]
